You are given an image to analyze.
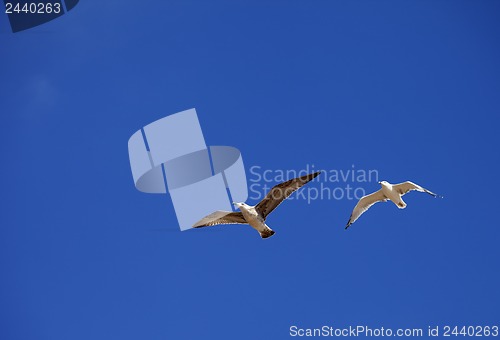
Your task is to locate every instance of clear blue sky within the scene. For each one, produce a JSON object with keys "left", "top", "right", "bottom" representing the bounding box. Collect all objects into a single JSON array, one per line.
[{"left": 1, "top": 1, "right": 499, "bottom": 339}]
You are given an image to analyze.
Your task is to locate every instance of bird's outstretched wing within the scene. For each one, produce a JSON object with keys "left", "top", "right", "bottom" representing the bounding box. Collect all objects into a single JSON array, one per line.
[
  {"left": 255, "top": 171, "right": 321, "bottom": 219},
  {"left": 193, "top": 211, "right": 247, "bottom": 228},
  {"left": 393, "top": 181, "right": 440, "bottom": 197},
  {"left": 346, "top": 190, "right": 387, "bottom": 229}
]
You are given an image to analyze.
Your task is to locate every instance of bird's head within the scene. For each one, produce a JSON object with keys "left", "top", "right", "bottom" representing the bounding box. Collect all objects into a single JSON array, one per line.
[
  {"left": 232, "top": 202, "right": 247, "bottom": 210},
  {"left": 378, "top": 180, "right": 389, "bottom": 187}
]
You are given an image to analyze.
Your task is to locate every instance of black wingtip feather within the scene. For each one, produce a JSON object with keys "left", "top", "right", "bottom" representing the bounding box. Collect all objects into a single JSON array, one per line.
[{"left": 345, "top": 215, "right": 352, "bottom": 230}]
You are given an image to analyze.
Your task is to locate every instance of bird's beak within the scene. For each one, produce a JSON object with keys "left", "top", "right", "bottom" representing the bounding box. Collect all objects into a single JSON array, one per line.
[
  {"left": 377, "top": 181, "right": 381, "bottom": 184},
  {"left": 232, "top": 202, "right": 236, "bottom": 206}
]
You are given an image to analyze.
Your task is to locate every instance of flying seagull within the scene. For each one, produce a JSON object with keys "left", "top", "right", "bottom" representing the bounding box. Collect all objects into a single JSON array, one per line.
[
  {"left": 345, "top": 180, "right": 441, "bottom": 229},
  {"left": 192, "top": 171, "right": 321, "bottom": 238}
]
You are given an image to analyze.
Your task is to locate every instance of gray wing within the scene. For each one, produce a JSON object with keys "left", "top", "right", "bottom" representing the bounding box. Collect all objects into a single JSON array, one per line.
[
  {"left": 393, "top": 181, "right": 439, "bottom": 197},
  {"left": 192, "top": 211, "right": 247, "bottom": 228},
  {"left": 255, "top": 171, "right": 321, "bottom": 219},
  {"left": 345, "top": 190, "right": 387, "bottom": 229}
]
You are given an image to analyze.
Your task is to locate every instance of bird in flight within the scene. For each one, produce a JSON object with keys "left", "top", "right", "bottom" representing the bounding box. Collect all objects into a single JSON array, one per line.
[
  {"left": 192, "top": 171, "right": 321, "bottom": 238},
  {"left": 345, "top": 181, "right": 441, "bottom": 229}
]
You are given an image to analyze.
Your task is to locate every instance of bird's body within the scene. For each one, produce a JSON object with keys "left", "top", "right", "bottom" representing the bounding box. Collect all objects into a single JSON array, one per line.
[
  {"left": 235, "top": 203, "right": 275, "bottom": 238},
  {"left": 380, "top": 181, "right": 407, "bottom": 208},
  {"left": 346, "top": 180, "right": 441, "bottom": 229},
  {"left": 193, "top": 171, "right": 321, "bottom": 238}
]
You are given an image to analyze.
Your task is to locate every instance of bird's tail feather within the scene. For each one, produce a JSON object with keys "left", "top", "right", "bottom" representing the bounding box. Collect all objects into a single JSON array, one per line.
[
  {"left": 397, "top": 201, "right": 407, "bottom": 209},
  {"left": 259, "top": 228, "right": 275, "bottom": 239}
]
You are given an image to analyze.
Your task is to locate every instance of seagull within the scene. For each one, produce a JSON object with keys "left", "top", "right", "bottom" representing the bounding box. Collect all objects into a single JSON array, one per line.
[
  {"left": 345, "top": 180, "right": 441, "bottom": 229},
  {"left": 192, "top": 171, "right": 321, "bottom": 238}
]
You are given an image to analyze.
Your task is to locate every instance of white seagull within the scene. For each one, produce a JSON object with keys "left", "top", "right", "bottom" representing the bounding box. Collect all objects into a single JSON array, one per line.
[
  {"left": 193, "top": 171, "right": 321, "bottom": 238},
  {"left": 346, "top": 180, "right": 442, "bottom": 229}
]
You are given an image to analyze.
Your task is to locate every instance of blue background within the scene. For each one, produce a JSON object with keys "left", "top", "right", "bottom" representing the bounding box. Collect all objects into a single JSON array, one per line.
[{"left": 1, "top": 1, "right": 499, "bottom": 339}]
